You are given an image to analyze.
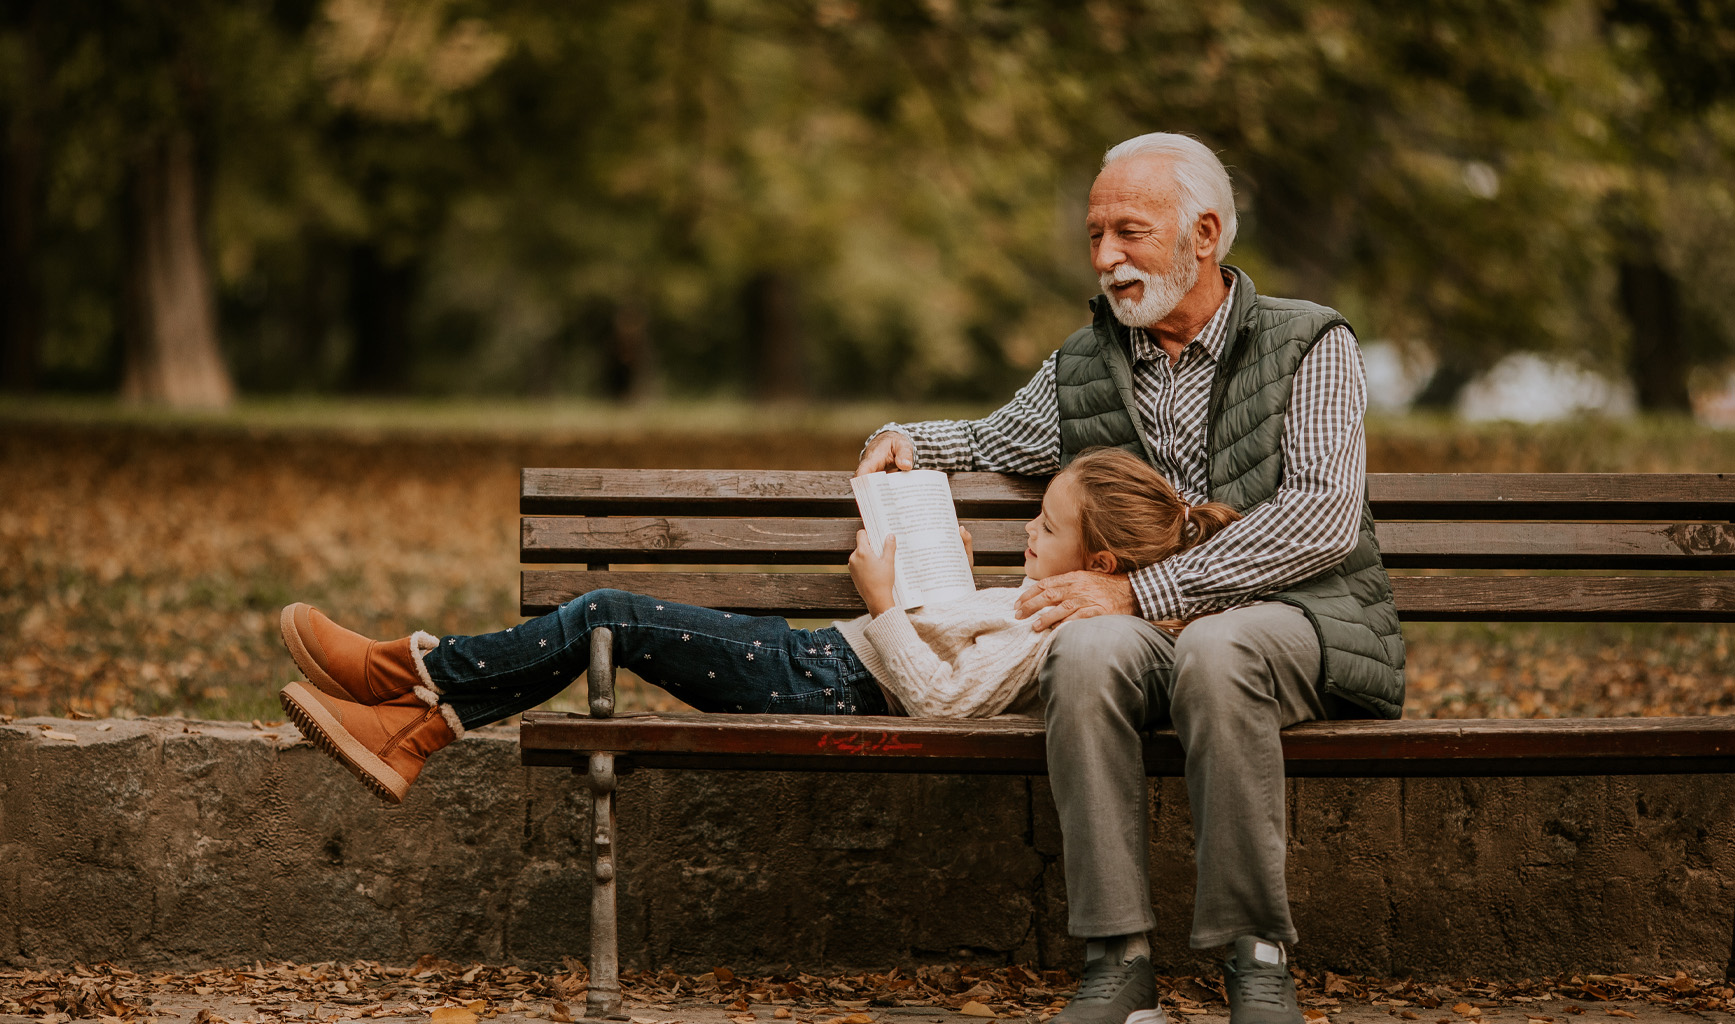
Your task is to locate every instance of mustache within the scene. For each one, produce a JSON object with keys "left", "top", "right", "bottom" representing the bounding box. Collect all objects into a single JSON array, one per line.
[{"left": 1100, "top": 265, "right": 1150, "bottom": 290}]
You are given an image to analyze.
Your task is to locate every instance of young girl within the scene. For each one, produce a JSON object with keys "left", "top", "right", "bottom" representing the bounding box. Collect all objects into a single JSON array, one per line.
[{"left": 276, "top": 448, "right": 1239, "bottom": 803}]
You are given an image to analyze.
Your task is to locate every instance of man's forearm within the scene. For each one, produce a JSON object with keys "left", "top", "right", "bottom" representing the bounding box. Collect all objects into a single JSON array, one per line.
[{"left": 868, "top": 421, "right": 981, "bottom": 472}]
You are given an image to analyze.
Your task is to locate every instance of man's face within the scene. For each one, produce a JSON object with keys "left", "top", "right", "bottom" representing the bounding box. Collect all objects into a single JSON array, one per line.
[{"left": 1086, "top": 156, "right": 1201, "bottom": 328}]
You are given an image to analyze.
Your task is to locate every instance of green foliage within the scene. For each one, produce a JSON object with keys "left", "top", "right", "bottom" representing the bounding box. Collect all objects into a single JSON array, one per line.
[{"left": 3, "top": 0, "right": 1733, "bottom": 401}]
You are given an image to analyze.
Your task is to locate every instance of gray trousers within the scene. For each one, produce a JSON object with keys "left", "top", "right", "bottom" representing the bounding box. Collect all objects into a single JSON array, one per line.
[{"left": 1038, "top": 602, "right": 1327, "bottom": 949}]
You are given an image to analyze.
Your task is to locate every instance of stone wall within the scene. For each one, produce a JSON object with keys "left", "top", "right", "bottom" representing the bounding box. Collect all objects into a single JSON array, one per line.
[{"left": 2, "top": 718, "right": 1730, "bottom": 978}]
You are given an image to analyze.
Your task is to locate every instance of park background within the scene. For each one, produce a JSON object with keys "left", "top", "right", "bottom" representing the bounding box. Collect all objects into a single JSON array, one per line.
[{"left": 4, "top": 0, "right": 1735, "bottom": 727}]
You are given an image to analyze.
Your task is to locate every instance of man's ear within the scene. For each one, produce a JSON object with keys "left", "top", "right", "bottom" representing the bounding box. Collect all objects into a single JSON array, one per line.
[
  {"left": 1086, "top": 550, "right": 1118, "bottom": 574},
  {"left": 1194, "top": 211, "right": 1222, "bottom": 260}
]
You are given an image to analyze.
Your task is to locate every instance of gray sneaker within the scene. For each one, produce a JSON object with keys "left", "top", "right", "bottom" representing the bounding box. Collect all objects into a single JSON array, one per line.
[
  {"left": 1222, "top": 936, "right": 1302, "bottom": 1024},
  {"left": 1051, "top": 954, "right": 1166, "bottom": 1024}
]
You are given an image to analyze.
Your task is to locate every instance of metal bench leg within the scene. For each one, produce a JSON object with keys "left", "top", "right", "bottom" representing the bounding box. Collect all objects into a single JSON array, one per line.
[
  {"left": 584, "top": 626, "right": 622, "bottom": 1019},
  {"left": 586, "top": 751, "right": 620, "bottom": 1018}
]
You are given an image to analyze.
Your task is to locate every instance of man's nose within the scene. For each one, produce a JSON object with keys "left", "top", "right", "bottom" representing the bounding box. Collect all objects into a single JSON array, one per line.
[{"left": 1093, "top": 241, "right": 1125, "bottom": 275}]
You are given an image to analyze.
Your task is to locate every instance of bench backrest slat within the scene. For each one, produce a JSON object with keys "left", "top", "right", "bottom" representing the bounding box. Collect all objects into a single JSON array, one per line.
[
  {"left": 523, "top": 516, "right": 1735, "bottom": 570},
  {"left": 523, "top": 469, "right": 1735, "bottom": 519}
]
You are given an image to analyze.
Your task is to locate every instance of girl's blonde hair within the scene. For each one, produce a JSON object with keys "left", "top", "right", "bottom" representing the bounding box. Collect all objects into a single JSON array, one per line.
[{"left": 1058, "top": 447, "right": 1241, "bottom": 573}]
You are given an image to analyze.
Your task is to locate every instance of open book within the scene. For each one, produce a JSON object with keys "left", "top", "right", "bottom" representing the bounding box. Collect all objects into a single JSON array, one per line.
[{"left": 850, "top": 470, "right": 977, "bottom": 610}]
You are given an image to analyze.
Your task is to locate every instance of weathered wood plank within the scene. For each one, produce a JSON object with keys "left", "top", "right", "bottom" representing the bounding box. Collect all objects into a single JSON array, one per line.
[
  {"left": 521, "top": 468, "right": 1045, "bottom": 517},
  {"left": 522, "top": 469, "right": 1735, "bottom": 519},
  {"left": 520, "top": 570, "right": 1735, "bottom": 620},
  {"left": 519, "top": 711, "right": 1735, "bottom": 777},
  {"left": 523, "top": 517, "right": 1735, "bottom": 569}
]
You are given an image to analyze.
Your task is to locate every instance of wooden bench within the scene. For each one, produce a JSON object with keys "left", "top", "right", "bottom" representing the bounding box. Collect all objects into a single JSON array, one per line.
[{"left": 516, "top": 470, "right": 1735, "bottom": 1017}]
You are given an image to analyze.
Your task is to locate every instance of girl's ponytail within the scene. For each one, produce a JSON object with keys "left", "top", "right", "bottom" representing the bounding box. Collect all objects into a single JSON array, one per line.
[{"left": 1180, "top": 501, "right": 1239, "bottom": 551}]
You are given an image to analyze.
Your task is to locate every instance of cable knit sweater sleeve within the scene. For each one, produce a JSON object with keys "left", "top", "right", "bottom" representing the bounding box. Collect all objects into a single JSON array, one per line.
[{"left": 847, "top": 587, "right": 1056, "bottom": 718}]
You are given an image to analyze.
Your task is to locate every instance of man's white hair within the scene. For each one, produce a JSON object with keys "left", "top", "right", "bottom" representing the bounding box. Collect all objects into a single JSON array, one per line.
[{"left": 1102, "top": 133, "right": 1238, "bottom": 262}]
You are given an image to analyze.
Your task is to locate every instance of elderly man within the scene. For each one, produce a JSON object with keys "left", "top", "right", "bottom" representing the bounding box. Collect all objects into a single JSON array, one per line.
[{"left": 855, "top": 133, "right": 1405, "bottom": 1024}]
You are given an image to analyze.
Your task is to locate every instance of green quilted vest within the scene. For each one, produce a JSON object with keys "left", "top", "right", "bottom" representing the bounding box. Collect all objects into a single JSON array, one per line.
[{"left": 1054, "top": 267, "right": 1406, "bottom": 719}]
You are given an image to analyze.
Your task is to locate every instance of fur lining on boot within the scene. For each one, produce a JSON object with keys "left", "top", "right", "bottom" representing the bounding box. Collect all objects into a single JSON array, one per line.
[
  {"left": 409, "top": 630, "right": 443, "bottom": 695},
  {"left": 438, "top": 702, "right": 466, "bottom": 738}
]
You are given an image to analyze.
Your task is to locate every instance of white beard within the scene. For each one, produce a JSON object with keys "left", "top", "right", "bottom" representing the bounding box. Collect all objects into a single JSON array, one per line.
[{"left": 1100, "top": 244, "right": 1200, "bottom": 329}]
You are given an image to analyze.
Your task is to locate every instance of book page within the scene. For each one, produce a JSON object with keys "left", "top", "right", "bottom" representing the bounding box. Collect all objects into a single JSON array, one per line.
[{"left": 851, "top": 470, "right": 976, "bottom": 610}]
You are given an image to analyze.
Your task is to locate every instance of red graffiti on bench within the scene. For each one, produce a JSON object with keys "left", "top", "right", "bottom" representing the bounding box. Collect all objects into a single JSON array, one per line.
[{"left": 816, "top": 731, "right": 924, "bottom": 754}]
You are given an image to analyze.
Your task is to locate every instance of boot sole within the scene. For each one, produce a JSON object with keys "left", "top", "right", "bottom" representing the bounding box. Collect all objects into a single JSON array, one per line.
[
  {"left": 280, "top": 604, "right": 352, "bottom": 702},
  {"left": 280, "top": 681, "right": 411, "bottom": 804}
]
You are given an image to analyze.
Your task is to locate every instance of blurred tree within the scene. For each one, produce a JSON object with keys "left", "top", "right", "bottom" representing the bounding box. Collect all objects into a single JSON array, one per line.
[
  {"left": 5, "top": 0, "right": 1731, "bottom": 409},
  {"left": 0, "top": 0, "right": 46, "bottom": 393},
  {"left": 1600, "top": 0, "right": 1735, "bottom": 410}
]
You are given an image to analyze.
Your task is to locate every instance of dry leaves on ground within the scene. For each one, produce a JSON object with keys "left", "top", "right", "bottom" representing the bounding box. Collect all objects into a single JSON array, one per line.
[{"left": 2, "top": 962, "right": 1732, "bottom": 1023}]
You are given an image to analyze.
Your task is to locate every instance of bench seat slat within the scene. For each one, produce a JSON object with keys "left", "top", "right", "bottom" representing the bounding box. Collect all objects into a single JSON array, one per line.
[
  {"left": 522, "top": 469, "right": 1735, "bottom": 519},
  {"left": 523, "top": 517, "right": 1735, "bottom": 569},
  {"left": 521, "top": 570, "right": 1735, "bottom": 621},
  {"left": 518, "top": 711, "right": 1735, "bottom": 777}
]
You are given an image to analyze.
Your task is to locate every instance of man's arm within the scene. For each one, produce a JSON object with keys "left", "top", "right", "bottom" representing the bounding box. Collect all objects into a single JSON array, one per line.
[
  {"left": 1129, "top": 325, "right": 1368, "bottom": 620},
  {"left": 857, "top": 354, "right": 1063, "bottom": 475}
]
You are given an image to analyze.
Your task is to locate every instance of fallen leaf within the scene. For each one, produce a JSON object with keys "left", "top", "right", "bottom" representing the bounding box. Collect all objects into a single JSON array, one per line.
[
  {"left": 1454, "top": 1005, "right": 1480, "bottom": 1017},
  {"left": 959, "top": 1003, "right": 996, "bottom": 1019},
  {"left": 1305, "top": 1012, "right": 1329, "bottom": 1022},
  {"left": 732, "top": 1016, "right": 757, "bottom": 1024},
  {"left": 431, "top": 1009, "right": 478, "bottom": 1024},
  {"left": 775, "top": 1010, "right": 791, "bottom": 1020},
  {"left": 1401, "top": 1014, "right": 1419, "bottom": 1020},
  {"left": 43, "top": 729, "right": 78, "bottom": 741},
  {"left": 465, "top": 1000, "right": 487, "bottom": 1012},
  {"left": 1605, "top": 1013, "right": 1637, "bottom": 1019},
  {"left": 716, "top": 968, "right": 736, "bottom": 985}
]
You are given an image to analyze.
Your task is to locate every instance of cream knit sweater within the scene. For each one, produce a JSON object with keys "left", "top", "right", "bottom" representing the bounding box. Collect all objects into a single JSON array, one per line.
[{"left": 834, "top": 580, "right": 1055, "bottom": 719}]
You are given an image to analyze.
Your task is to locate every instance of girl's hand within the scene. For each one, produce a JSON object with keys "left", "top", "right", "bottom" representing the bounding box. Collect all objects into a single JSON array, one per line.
[
  {"left": 960, "top": 525, "right": 974, "bottom": 568},
  {"left": 849, "top": 530, "right": 898, "bottom": 617}
]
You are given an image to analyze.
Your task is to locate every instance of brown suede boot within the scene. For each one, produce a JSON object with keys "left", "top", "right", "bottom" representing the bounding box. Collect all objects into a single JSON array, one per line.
[
  {"left": 279, "top": 603, "right": 437, "bottom": 705},
  {"left": 279, "top": 680, "right": 459, "bottom": 803}
]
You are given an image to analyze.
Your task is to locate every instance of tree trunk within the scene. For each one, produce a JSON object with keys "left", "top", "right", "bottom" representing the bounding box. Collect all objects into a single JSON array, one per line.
[
  {"left": 605, "top": 303, "right": 661, "bottom": 400},
  {"left": 1618, "top": 249, "right": 1692, "bottom": 412},
  {"left": 346, "top": 244, "right": 416, "bottom": 393},
  {"left": 1, "top": 102, "right": 41, "bottom": 393},
  {"left": 121, "top": 130, "right": 234, "bottom": 408},
  {"left": 1410, "top": 351, "right": 1478, "bottom": 411},
  {"left": 745, "top": 271, "right": 808, "bottom": 400}
]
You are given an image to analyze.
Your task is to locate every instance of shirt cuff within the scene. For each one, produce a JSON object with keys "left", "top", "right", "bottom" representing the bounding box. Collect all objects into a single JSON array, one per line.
[
  {"left": 1129, "top": 561, "right": 1183, "bottom": 621},
  {"left": 875, "top": 420, "right": 977, "bottom": 472}
]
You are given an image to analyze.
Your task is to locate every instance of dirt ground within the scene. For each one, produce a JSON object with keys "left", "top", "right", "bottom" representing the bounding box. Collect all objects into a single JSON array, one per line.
[
  {"left": 4, "top": 960, "right": 1732, "bottom": 1024},
  {"left": 2, "top": 414, "right": 1733, "bottom": 724}
]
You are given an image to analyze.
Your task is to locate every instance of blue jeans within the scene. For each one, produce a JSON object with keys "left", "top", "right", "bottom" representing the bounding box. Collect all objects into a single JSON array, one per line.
[{"left": 420, "top": 589, "right": 891, "bottom": 730}]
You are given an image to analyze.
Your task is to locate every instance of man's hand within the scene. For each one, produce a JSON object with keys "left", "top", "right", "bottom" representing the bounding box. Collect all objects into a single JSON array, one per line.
[
  {"left": 1014, "top": 571, "right": 1137, "bottom": 631},
  {"left": 856, "top": 431, "right": 915, "bottom": 477},
  {"left": 849, "top": 530, "right": 899, "bottom": 617}
]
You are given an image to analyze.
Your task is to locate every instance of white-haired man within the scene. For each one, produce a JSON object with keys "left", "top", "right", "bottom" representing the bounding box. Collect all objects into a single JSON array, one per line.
[{"left": 856, "top": 133, "right": 1405, "bottom": 1024}]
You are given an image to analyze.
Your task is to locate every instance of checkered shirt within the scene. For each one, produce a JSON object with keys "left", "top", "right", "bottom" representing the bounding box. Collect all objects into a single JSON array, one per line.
[{"left": 873, "top": 286, "right": 1368, "bottom": 620}]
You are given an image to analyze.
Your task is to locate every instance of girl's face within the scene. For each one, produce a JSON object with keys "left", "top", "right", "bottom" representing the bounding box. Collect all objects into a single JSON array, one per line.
[{"left": 1025, "top": 472, "right": 1104, "bottom": 580}]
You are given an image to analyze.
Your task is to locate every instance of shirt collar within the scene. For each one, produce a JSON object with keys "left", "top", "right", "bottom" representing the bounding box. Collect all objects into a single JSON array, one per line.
[{"left": 1128, "top": 273, "right": 1236, "bottom": 365}]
